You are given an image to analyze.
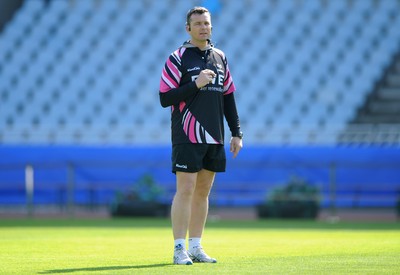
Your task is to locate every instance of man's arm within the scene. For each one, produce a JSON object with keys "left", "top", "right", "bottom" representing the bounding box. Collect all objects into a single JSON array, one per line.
[
  {"left": 224, "top": 92, "right": 241, "bottom": 136},
  {"left": 224, "top": 92, "right": 243, "bottom": 158},
  {"left": 159, "top": 82, "right": 198, "bottom": 108},
  {"left": 159, "top": 69, "right": 216, "bottom": 108}
]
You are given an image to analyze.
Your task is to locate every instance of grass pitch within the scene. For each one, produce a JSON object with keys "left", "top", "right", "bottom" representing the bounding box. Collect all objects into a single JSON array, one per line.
[{"left": 0, "top": 218, "right": 399, "bottom": 274}]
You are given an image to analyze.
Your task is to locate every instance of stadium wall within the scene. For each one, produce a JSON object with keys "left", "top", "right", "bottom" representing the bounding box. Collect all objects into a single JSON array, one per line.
[{"left": 0, "top": 145, "right": 399, "bottom": 208}]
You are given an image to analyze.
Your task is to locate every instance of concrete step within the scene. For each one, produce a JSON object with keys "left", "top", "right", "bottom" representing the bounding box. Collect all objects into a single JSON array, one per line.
[
  {"left": 368, "top": 101, "right": 400, "bottom": 114},
  {"left": 355, "top": 114, "right": 400, "bottom": 123},
  {"left": 377, "top": 87, "right": 400, "bottom": 100},
  {"left": 394, "top": 60, "right": 400, "bottom": 73},
  {"left": 386, "top": 73, "right": 400, "bottom": 87}
]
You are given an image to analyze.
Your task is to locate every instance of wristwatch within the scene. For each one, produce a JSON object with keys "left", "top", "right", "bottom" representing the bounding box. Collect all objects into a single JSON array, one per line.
[{"left": 233, "top": 131, "right": 243, "bottom": 139}]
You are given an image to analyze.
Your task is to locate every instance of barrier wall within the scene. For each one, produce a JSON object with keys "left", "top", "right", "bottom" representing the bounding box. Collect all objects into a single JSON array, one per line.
[{"left": 0, "top": 145, "right": 399, "bottom": 208}]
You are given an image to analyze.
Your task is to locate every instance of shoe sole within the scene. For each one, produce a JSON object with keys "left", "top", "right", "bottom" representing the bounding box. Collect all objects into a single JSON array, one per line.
[
  {"left": 174, "top": 261, "right": 193, "bottom": 265},
  {"left": 190, "top": 257, "right": 217, "bottom": 263}
]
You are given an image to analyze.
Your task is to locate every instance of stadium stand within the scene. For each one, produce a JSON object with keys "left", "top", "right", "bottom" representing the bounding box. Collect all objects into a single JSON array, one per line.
[
  {"left": 0, "top": 0, "right": 399, "bottom": 212},
  {"left": 0, "top": 0, "right": 400, "bottom": 145}
]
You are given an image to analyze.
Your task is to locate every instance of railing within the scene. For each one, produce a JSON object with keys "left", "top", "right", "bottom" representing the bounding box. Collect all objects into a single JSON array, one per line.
[{"left": 338, "top": 124, "right": 400, "bottom": 144}]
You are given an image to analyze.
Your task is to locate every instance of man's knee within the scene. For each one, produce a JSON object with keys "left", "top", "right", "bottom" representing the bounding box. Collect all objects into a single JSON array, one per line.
[{"left": 176, "top": 172, "right": 197, "bottom": 198}]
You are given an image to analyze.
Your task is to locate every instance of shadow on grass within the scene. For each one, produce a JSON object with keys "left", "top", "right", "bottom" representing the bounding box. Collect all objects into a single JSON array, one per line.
[{"left": 39, "top": 263, "right": 171, "bottom": 274}]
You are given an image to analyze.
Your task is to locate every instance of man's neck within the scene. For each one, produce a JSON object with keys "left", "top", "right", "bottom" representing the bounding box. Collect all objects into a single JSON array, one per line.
[{"left": 189, "top": 40, "right": 208, "bottom": 50}]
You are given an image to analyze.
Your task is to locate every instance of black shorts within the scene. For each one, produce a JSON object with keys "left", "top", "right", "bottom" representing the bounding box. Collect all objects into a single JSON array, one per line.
[{"left": 172, "top": 144, "right": 226, "bottom": 173}]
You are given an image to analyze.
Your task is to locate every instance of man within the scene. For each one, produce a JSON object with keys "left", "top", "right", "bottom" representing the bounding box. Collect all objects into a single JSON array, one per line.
[{"left": 159, "top": 6, "right": 243, "bottom": 265}]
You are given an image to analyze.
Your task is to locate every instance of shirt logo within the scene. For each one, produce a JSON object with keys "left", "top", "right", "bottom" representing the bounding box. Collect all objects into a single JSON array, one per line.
[{"left": 187, "top": 66, "right": 200, "bottom": 72}]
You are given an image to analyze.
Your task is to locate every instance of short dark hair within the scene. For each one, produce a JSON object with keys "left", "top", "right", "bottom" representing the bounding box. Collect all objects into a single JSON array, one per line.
[{"left": 186, "top": 6, "right": 210, "bottom": 26}]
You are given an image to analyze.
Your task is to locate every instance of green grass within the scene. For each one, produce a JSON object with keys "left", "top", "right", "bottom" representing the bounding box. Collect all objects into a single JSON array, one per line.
[{"left": 1, "top": 219, "right": 399, "bottom": 274}]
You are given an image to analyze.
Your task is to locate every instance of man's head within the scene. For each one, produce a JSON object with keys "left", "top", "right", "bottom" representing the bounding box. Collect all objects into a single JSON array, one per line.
[
  {"left": 186, "top": 7, "right": 212, "bottom": 47},
  {"left": 186, "top": 6, "right": 211, "bottom": 31}
]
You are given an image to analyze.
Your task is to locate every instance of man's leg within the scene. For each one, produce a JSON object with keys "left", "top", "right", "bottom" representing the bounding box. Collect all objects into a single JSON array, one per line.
[
  {"left": 189, "top": 169, "right": 215, "bottom": 238},
  {"left": 171, "top": 171, "right": 197, "bottom": 240},
  {"left": 171, "top": 171, "right": 198, "bottom": 265},
  {"left": 187, "top": 169, "right": 217, "bottom": 263}
]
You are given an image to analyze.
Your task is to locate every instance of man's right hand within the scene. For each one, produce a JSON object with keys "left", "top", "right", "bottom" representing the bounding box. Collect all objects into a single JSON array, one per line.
[{"left": 195, "top": 69, "right": 216, "bottom": 88}]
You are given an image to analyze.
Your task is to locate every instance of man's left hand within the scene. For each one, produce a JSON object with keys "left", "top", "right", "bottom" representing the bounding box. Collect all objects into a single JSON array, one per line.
[{"left": 230, "top": 137, "right": 243, "bottom": 159}]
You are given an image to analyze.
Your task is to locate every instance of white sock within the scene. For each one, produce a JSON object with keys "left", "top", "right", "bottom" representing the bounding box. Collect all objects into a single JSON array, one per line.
[
  {"left": 174, "top": 239, "right": 186, "bottom": 250},
  {"left": 188, "top": 237, "right": 201, "bottom": 251}
]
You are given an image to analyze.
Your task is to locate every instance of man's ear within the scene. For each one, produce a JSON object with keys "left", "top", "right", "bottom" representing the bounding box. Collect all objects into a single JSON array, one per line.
[{"left": 186, "top": 24, "right": 191, "bottom": 32}]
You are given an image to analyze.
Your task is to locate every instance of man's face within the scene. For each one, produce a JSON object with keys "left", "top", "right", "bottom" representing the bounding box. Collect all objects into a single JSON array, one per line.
[{"left": 187, "top": 13, "right": 212, "bottom": 43}]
